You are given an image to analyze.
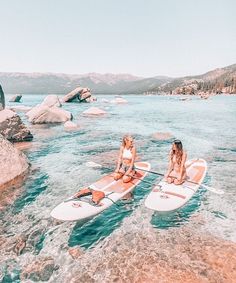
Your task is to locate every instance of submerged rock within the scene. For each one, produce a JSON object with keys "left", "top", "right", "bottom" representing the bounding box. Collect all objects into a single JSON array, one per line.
[
  {"left": 9, "top": 94, "right": 22, "bottom": 102},
  {"left": 0, "top": 134, "right": 30, "bottom": 188},
  {"left": 83, "top": 107, "right": 107, "bottom": 116},
  {"left": 26, "top": 105, "right": 72, "bottom": 124},
  {"left": 68, "top": 246, "right": 84, "bottom": 259},
  {"left": 0, "top": 109, "right": 33, "bottom": 142},
  {"left": 64, "top": 121, "right": 79, "bottom": 130},
  {"left": 152, "top": 132, "right": 174, "bottom": 141},
  {"left": 110, "top": 97, "right": 128, "bottom": 104},
  {"left": 41, "top": 95, "right": 61, "bottom": 108},
  {"left": 21, "top": 257, "right": 58, "bottom": 282}
]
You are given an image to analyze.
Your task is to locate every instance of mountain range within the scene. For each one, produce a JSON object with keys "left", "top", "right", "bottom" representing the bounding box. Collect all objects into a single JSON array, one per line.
[{"left": 0, "top": 64, "right": 235, "bottom": 94}]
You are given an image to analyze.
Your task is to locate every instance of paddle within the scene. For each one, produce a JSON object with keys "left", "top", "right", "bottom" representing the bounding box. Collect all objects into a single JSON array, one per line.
[
  {"left": 86, "top": 161, "right": 224, "bottom": 195},
  {"left": 134, "top": 166, "right": 224, "bottom": 195}
]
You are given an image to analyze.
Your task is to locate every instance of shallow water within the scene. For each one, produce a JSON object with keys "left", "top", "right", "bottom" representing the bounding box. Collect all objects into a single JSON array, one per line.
[{"left": 1, "top": 94, "right": 236, "bottom": 282}]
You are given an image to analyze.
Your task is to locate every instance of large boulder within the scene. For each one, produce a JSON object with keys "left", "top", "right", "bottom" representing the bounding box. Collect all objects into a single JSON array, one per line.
[
  {"left": 62, "top": 87, "right": 93, "bottom": 103},
  {"left": 0, "top": 85, "right": 5, "bottom": 110},
  {"left": 41, "top": 95, "right": 61, "bottom": 108},
  {"left": 0, "top": 134, "right": 30, "bottom": 188},
  {"left": 83, "top": 107, "right": 107, "bottom": 116},
  {"left": 0, "top": 109, "right": 33, "bottom": 142},
  {"left": 9, "top": 94, "right": 22, "bottom": 102},
  {"left": 26, "top": 105, "right": 72, "bottom": 124}
]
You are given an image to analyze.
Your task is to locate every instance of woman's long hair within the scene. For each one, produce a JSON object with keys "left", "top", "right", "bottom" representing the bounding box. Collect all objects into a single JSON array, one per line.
[
  {"left": 171, "top": 140, "right": 183, "bottom": 165},
  {"left": 122, "top": 135, "right": 134, "bottom": 148}
]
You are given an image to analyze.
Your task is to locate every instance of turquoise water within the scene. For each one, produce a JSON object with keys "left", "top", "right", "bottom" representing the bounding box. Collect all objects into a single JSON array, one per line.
[{"left": 1, "top": 94, "right": 236, "bottom": 282}]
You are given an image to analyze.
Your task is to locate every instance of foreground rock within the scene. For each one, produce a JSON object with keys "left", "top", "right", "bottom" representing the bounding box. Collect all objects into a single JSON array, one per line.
[
  {"left": 21, "top": 257, "right": 58, "bottom": 282},
  {"left": 82, "top": 107, "right": 107, "bottom": 116},
  {"left": 0, "top": 134, "right": 30, "bottom": 188},
  {"left": 9, "top": 94, "right": 22, "bottom": 102},
  {"left": 0, "top": 109, "right": 33, "bottom": 141},
  {"left": 8, "top": 105, "right": 32, "bottom": 112},
  {"left": 62, "top": 87, "right": 94, "bottom": 103},
  {"left": 41, "top": 95, "right": 61, "bottom": 108},
  {"left": 26, "top": 105, "right": 72, "bottom": 124}
]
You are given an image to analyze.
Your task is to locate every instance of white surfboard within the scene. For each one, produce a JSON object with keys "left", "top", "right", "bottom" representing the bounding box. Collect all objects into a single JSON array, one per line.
[
  {"left": 145, "top": 159, "right": 207, "bottom": 212},
  {"left": 51, "top": 162, "right": 151, "bottom": 221}
]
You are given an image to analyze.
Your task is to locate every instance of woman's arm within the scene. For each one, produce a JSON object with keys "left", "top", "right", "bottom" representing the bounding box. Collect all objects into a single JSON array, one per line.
[
  {"left": 125, "top": 147, "right": 136, "bottom": 175},
  {"left": 115, "top": 146, "right": 123, "bottom": 172},
  {"left": 179, "top": 152, "right": 187, "bottom": 181}
]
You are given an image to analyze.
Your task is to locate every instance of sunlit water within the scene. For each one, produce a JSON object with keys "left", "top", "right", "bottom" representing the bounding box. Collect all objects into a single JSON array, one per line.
[{"left": 1, "top": 94, "right": 236, "bottom": 282}]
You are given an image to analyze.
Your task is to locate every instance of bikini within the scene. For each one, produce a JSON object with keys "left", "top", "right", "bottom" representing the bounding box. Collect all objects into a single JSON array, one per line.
[{"left": 119, "top": 147, "right": 134, "bottom": 173}]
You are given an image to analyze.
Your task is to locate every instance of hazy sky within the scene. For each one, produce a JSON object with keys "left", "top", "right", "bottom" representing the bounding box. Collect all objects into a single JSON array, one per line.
[{"left": 0, "top": 0, "right": 235, "bottom": 77}]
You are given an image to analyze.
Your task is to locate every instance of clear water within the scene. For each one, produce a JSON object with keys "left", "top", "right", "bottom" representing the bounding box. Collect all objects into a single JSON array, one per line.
[{"left": 1, "top": 94, "right": 236, "bottom": 282}]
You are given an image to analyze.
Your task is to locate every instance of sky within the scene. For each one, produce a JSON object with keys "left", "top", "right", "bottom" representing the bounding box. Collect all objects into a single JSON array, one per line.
[{"left": 0, "top": 0, "right": 235, "bottom": 77}]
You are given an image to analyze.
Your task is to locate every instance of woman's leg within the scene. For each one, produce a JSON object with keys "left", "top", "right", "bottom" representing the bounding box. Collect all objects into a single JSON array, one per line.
[
  {"left": 114, "top": 172, "right": 124, "bottom": 181},
  {"left": 123, "top": 169, "right": 135, "bottom": 183}
]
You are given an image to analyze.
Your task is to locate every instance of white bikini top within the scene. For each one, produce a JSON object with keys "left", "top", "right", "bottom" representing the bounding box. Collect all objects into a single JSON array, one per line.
[{"left": 122, "top": 147, "right": 133, "bottom": 160}]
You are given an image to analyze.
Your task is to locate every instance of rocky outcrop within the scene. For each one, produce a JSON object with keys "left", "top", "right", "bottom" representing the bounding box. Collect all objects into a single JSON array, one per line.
[
  {"left": 9, "top": 94, "right": 22, "bottom": 102},
  {"left": 83, "top": 107, "right": 107, "bottom": 116},
  {"left": 62, "top": 87, "right": 93, "bottom": 103},
  {"left": 41, "top": 95, "right": 61, "bottom": 108},
  {"left": 0, "top": 134, "right": 30, "bottom": 188},
  {"left": 0, "top": 85, "right": 5, "bottom": 110},
  {"left": 0, "top": 109, "right": 33, "bottom": 142},
  {"left": 26, "top": 105, "right": 72, "bottom": 124},
  {"left": 21, "top": 257, "right": 58, "bottom": 282}
]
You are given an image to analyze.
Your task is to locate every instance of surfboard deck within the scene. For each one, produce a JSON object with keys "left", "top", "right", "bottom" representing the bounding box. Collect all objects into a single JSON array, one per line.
[
  {"left": 50, "top": 162, "right": 151, "bottom": 221},
  {"left": 144, "top": 159, "right": 207, "bottom": 212}
]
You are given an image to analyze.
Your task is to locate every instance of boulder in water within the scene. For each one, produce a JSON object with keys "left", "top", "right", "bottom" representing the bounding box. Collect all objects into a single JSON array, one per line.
[
  {"left": 64, "top": 121, "right": 79, "bottom": 130},
  {"left": 83, "top": 107, "right": 107, "bottom": 116},
  {"left": 0, "top": 134, "right": 30, "bottom": 188},
  {"left": 110, "top": 97, "right": 128, "bottom": 104},
  {"left": 152, "top": 132, "right": 174, "bottom": 141},
  {"left": 9, "top": 94, "right": 22, "bottom": 102},
  {"left": 41, "top": 95, "right": 61, "bottom": 108},
  {"left": 26, "top": 105, "right": 72, "bottom": 124},
  {"left": 0, "top": 109, "right": 33, "bottom": 142},
  {"left": 62, "top": 87, "right": 94, "bottom": 103}
]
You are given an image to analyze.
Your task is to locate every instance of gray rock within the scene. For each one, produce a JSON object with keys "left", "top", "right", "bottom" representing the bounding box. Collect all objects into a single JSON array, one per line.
[
  {"left": 0, "top": 134, "right": 30, "bottom": 188},
  {"left": 9, "top": 94, "right": 22, "bottom": 102},
  {"left": 0, "top": 109, "right": 33, "bottom": 141},
  {"left": 0, "top": 85, "right": 5, "bottom": 110}
]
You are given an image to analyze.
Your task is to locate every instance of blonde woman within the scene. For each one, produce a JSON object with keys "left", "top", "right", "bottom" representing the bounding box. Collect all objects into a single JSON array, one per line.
[
  {"left": 114, "top": 135, "right": 136, "bottom": 183},
  {"left": 165, "top": 139, "right": 187, "bottom": 185}
]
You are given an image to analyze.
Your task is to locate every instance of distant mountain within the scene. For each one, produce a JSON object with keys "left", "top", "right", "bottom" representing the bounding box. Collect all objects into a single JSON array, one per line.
[
  {"left": 149, "top": 64, "right": 236, "bottom": 94},
  {"left": 0, "top": 72, "right": 171, "bottom": 94},
  {"left": 0, "top": 64, "right": 235, "bottom": 95}
]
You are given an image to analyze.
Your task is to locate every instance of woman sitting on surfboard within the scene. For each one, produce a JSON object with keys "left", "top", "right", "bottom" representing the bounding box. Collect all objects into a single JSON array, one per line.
[
  {"left": 114, "top": 135, "right": 136, "bottom": 183},
  {"left": 165, "top": 139, "right": 187, "bottom": 185}
]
